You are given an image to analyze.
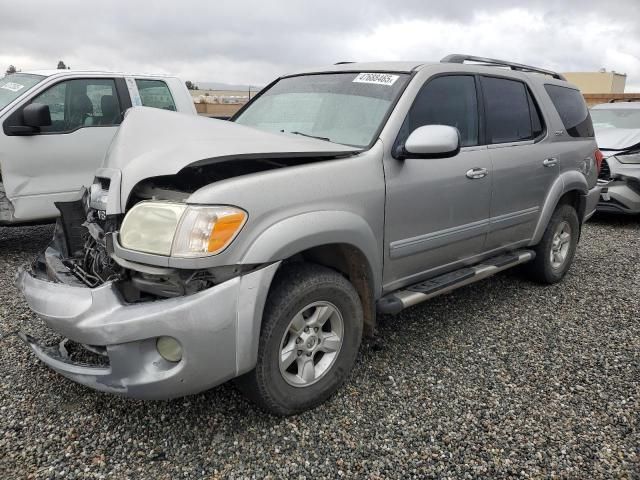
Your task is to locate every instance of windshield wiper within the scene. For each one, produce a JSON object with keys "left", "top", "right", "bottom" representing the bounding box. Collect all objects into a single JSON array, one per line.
[{"left": 288, "top": 131, "right": 332, "bottom": 142}]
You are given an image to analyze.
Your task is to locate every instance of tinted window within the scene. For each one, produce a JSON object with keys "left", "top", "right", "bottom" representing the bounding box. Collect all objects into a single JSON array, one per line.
[
  {"left": 398, "top": 75, "right": 478, "bottom": 147},
  {"left": 481, "top": 77, "right": 538, "bottom": 144},
  {"left": 136, "top": 79, "right": 177, "bottom": 111},
  {"left": 527, "top": 90, "right": 544, "bottom": 138},
  {"left": 31, "top": 78, "right": 121, "bottom": 132},
  {"left": 544, "top": 84, "right": 594, "bottom": 137}
]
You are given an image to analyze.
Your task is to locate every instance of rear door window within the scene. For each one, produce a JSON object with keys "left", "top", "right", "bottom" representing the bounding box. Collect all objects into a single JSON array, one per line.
[
  {"left": 481, "top": 76, "right": 542, "bottom": 144},
  {"left": 544, "top": 84, "right": 594, "bottom": 137},
  {"left": 135, "top": 79, "right": 177, "bottom": 111}
]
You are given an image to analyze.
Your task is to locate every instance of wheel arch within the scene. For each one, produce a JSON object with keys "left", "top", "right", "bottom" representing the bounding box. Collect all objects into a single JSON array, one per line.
[
  {"left": 241, "top": 211, "right": 381, "bottom": 336},
  {"left": 531, "top": 171, "right": 588, "bottom": 245}
]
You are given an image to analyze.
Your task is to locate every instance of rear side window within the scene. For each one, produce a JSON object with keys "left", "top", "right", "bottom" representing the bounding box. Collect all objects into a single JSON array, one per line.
[
  {"left": 481, "top": 76, "right": 542, "bottom": 144},
  {"left": 135, "top": 79, "right": 177, "bottom": 111},
  {"left": 544, "top": 84, "right": 594, "bottom": 137},
  {"left": 399, "top": 75, "right": 479, "bottom": 147}
]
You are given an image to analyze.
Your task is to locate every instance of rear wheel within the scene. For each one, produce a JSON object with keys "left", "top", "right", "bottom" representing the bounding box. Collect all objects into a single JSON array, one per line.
[
  {"left": 526, "top": 203, "right": 579, "bottom": 284},
  {"left": 237, "top": 263, "right": 363, "bottom": 415}
]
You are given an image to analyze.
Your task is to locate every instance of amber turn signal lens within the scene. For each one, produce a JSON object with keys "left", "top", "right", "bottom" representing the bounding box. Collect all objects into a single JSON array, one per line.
[{"left": 208, "top": 212, "right": 247, "bottom": 252}]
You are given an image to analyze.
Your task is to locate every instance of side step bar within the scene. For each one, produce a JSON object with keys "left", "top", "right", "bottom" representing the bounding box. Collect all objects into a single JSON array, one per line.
[{"left": 377, "top": 250, "right": 535, "bottom": 315}]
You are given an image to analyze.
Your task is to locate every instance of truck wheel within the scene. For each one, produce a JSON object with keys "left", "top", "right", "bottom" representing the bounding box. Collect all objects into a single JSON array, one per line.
[
  {"left": 237, "top": 263, "right": 363, "bottom": 416},
  {"left": 526, "top": 203, "right": 579, "bottom": 284}
]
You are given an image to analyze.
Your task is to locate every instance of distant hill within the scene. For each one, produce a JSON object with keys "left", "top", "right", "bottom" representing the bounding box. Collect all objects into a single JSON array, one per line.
[{"left": 197, "top": 81, "right": 263, "bottom": 92}]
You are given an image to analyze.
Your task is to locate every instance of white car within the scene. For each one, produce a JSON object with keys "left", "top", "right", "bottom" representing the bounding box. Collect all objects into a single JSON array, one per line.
[
  {"left": 0, "top": 70, "right": 197, "bottom": 224},
  {"left": 591, "top": 100, "right": 640, "bottom": 214}
]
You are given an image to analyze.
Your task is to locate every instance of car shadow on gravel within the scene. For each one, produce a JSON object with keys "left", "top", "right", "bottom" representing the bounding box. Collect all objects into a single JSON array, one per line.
[
  {"left": 588, "top": 212, "right": 639, "bottom": 228},
  {"left": 0, "top": 224, "right": 54, "bottom": 255}
]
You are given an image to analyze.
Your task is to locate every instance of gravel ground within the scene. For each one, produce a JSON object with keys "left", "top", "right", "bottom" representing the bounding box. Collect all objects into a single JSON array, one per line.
[{"left": 0, "top": 216, "right": 638, "bottom": 479}]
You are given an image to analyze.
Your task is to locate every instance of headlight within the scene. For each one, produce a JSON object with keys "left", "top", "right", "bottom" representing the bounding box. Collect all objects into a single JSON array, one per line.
[
  {"left": 119, "top": 202, "right": 247, "bottom": 257},
  {"left": 616, "top": 152, "right": 640, "bottom": 164}
]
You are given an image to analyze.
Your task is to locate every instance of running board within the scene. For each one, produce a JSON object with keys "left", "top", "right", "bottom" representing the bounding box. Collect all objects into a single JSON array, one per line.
[{"left": 377, "top": 250, "right": 535, "bottom": 315}]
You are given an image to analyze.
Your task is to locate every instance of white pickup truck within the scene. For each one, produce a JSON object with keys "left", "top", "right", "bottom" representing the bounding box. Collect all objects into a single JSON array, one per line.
[{"left": 0, "top": 70, "right": 196, "bottom": 224}]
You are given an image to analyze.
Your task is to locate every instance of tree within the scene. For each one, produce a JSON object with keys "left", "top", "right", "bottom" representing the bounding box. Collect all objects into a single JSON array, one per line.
[
  {"left": 185, "top": 80, "right": 199, "bottom": 90},
  {"left": 57, "top": 60, "right": 69, "bottom": 70},
  {"left": 5, "top": 65, "right": 17, "bottom": 76}
]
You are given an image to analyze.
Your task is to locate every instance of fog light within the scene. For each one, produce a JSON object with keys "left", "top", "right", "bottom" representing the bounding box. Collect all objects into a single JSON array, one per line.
[{"left": 156, "top": 336, "right": 182, "bottom": 362}]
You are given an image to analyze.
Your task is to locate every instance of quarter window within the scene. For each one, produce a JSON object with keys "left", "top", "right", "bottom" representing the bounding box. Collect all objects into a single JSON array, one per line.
[
  {"left": 399, "top": 75, "right": 479, "bottom": 147},
  {"left": 481, "top": 76, "right": 542, "bottom": 144},
  {"left": 135, "top": 79, "right": 177, "bottom": 111},
  {"left": 544, "top": 84, "right": 594, "bottom": 137},
  {"left": 31, "top": 78, "right": 121, "bottom": 133}
]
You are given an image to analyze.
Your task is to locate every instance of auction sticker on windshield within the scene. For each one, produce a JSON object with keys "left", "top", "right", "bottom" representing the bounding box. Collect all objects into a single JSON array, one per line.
[
  {"left": 353, "top": 73, "right": 399, "bottom": 86},
  {"left": 1, "top": 82, "right": 25, "bottom": 93}
]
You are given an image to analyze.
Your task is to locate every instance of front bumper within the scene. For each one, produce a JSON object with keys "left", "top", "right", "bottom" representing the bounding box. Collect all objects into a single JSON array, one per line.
[
  {"left": 583, "top": 184, "right": 603, "bottom": 222},
  {"left": 17, "top": 260, "right": 280, "bottom": 399},
  {"left": 597, "top": 180, "right": 640, "bottom": 214},
  {"left": 597, "top": 157, "right": 640, "bottom": 214}
]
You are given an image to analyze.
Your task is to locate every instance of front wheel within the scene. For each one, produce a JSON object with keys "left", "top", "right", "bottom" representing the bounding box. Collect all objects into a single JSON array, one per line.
[
  {"left": 236, "top": 263, "right": 363, "bottom": 416},
  {"left": 526, "top": 203, "right": 580, "bottom": 284}
]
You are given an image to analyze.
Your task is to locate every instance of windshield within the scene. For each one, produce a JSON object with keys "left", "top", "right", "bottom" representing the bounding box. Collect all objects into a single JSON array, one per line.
[
  {"left": 591, "top": 107, "right": 640, "bottom": 130},
  {"left": 0, "top": 73, "right": 45, "bottom": 111},
  {"left": 234, "top": 72, "right": 410, "bottom": 147}
]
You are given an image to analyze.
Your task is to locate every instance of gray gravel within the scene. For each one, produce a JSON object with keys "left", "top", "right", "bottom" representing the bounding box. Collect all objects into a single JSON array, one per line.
[{"left": 1, "top": 216, "right": 638, "bottom": 479}]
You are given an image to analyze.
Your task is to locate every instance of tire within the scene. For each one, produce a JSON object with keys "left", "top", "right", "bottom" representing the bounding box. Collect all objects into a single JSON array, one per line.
[
  {"left": 526, "top": 203, "right": 580, "bottom": 284},
  {"left": 236, "top": 262, "right": 363, "bottom": 416}
]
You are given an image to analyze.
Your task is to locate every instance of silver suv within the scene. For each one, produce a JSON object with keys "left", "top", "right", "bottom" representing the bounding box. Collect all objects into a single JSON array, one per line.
[{"left": 17, "top": 55, "right": 601, "bottom": 415}]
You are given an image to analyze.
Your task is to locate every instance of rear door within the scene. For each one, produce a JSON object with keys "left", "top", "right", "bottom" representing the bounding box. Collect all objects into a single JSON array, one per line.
[
  {"left": 1, "top": 77, "right": 127, "bottom": 221},
  {"left": 481, "top": 75, "right": 558, "bottom": 250},
  {"left": 134, "top": 78, "right": 178, "bottom": 111},
  {"left": 383, "top": 74, "right": 492, "bottom": 291}
]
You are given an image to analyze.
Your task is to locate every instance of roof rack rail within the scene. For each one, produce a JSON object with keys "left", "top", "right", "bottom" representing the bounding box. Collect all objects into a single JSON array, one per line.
[
  {"left": 334, "top": 61, "right": 355, "bottom": 65},
  {"left": 608, "top": 97, "right": 640, "bottom": 103},
  {"left": 441, "top": 54, "right": 566, "bottom": 81}
]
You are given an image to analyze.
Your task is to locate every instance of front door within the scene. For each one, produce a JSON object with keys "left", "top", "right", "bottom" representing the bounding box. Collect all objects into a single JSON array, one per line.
[
  {"left": 0, "top": 77, "right": 124, "bottom": 221},
  {"left": 383, "top": 74, "right": 492, "bottom": 292}
]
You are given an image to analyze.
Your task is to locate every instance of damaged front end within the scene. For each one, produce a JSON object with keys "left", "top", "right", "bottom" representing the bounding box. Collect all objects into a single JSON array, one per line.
[
  {"left": 49, "top": 184, "right": 244, "bottom": 300},
  {"left": 17, "top": 184, "right": 279, "bottom": 399}
]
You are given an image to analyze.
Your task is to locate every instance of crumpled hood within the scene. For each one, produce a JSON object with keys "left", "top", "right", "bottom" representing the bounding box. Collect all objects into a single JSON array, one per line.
[
  {"left": 595, "top": 127, "right": 640, "bottom": 154},
  {"left": 103, "top": 107, "right": 360, "bottom": 206}
]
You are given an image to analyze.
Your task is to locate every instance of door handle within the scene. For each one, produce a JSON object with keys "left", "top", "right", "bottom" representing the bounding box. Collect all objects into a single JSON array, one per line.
[
  {"left": 466, "top": 167, "right": 488, "bottom": 179},
  {"left": 543, "top": 157, "right": 558, "bottom": 167}
]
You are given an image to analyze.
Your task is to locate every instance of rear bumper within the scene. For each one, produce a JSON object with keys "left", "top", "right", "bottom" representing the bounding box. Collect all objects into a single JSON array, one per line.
[{"left": 16, "top": 260, "right": 279, "bottom": 399}]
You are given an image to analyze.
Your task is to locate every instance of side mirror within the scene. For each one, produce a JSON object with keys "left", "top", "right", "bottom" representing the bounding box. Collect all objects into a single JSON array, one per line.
[
  {"left": 5, "top": 103, "right": 52, "bottom": 135},
  {"left": 23, "top": 103, "right": 52, "bottom": 128},
  {"left": 397, "top": 125, "right": 460, "bottom": 159}
]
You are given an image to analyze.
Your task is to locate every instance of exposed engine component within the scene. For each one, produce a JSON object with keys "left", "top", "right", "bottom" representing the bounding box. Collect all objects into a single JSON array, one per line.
[{"left": 65, "top": 235, "right": 122, "bottom": 287}]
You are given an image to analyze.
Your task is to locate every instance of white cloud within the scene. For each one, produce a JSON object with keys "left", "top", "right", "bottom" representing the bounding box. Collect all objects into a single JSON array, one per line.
[
  {"left": 348, "top": 8, "right": 640, "bottom": 91},
  {"left": 2, "top": 1, "right": 640, "bottom": 90}
]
